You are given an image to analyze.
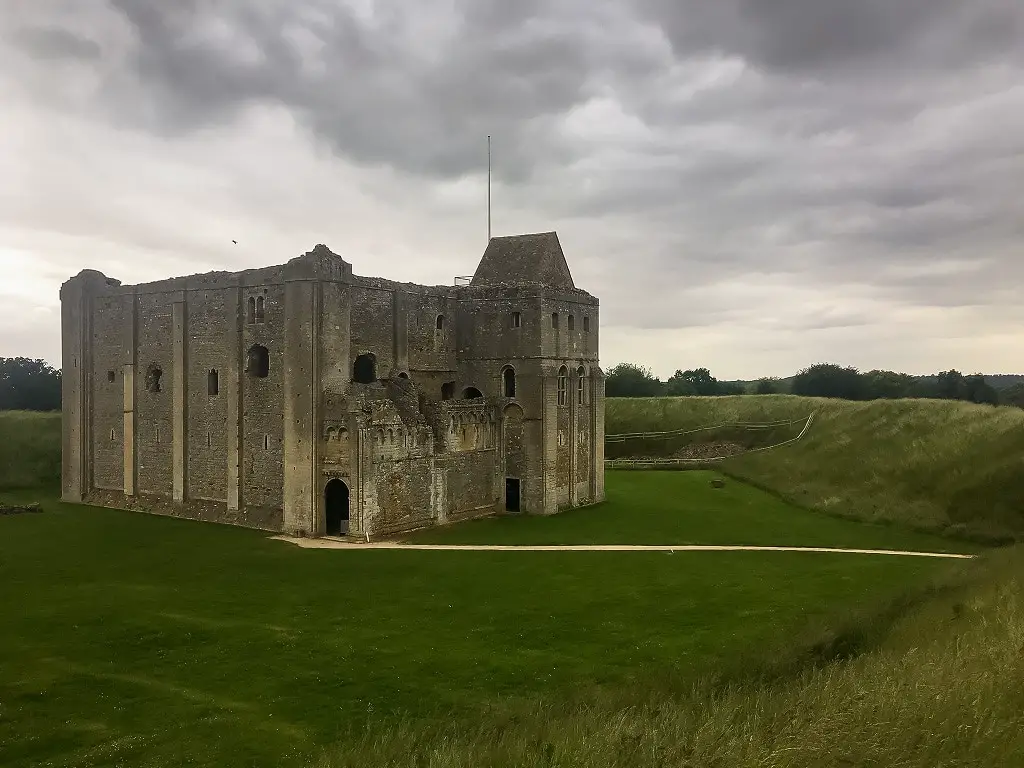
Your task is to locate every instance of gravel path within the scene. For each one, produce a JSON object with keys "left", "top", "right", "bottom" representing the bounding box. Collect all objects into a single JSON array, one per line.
[{"left": 271, "top": 536, "right": 973, "bottom": 559}]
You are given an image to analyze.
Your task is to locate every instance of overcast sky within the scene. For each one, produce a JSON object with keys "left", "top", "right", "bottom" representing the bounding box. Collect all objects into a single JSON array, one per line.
[{"left": 2, "top": 0, "right": 1022, "bottom": 379}]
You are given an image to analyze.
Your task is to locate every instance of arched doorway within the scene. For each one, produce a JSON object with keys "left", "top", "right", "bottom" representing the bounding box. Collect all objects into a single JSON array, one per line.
[{"left": 324, "top": 479, "right": 350, "bottom": 536}]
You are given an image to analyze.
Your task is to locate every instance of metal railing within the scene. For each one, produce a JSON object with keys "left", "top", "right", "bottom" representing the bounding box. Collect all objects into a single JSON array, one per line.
[{"left": 605, "top": 412, "right": 816, "bottom": 467}]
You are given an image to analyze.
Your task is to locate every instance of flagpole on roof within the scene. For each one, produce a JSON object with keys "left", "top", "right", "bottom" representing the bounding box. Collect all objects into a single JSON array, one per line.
[{"left": 487, "top": 135, "right": 492, "bottom": 241}]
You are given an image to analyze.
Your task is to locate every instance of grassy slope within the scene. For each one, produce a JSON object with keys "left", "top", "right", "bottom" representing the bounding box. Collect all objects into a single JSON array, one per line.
[
  {"left": 0, "top": 410, "right": 60, "bottom": 490},
  {"left": 608, "top": 395, "right": 1024, "bottom": 543},
  {"left": 322, "top": 547, "right": 1024, "bottom": 768},
  {"left": 407, "top": 470, "right": 974, "bottom": 553},
  {"left": 0, "top": 492, "right": 954, "bottom": 768}
]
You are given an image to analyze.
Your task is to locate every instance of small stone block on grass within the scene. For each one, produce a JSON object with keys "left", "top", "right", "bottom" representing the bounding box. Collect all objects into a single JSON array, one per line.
[{"left": 0, "top": 501, "right": 43, "bottom": 515}]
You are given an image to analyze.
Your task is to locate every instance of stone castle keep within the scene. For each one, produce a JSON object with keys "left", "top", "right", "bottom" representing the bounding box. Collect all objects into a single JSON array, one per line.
[{"left": 60, "top": 232, "right": 605, "bottom": 538}]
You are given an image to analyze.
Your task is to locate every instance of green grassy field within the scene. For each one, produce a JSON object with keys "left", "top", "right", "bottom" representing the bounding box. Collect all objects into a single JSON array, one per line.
[
  {"left": 406, "top": 470, "right": 974, "bottom": 553},
  {"left": 0, "top": 485, "right": 963, "bottom": 768},
  {"left": 0, "top": 410, "right": 60, "bottom": 490},
  {"left": 608, "top": 395, "right": 1024, "bottom": 543},
  {"left": 321, "top": 546, "right": 1024, "bottom": 768}
]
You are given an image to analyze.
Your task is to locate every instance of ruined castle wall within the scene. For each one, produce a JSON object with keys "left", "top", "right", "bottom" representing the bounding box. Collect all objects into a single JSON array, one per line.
[
  {"left": 186, "top": 288, "right": 233, "bottom": 502},
  {"left": 240, "top": 284, "right": 285, "bottom": 511},
  {"left": 443, "top": 449, "right": 499, "bottom": 520},
  {"left": 90, "top": 293, "right": 126, "bottom": 491},
  {"left": 135, "top": 291, "right": 175, "bottom": 497},
  {"left": 407, "top": 292, "right": 457, "bottom": 373}
]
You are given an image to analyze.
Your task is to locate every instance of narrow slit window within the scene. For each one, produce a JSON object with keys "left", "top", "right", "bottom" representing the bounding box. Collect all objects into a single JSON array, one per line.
[
  {"left": 208, "top": 369, "right": 219, "bottom": 396},
  {"left": 263, "top": 434, "right": 270, "bottom": 451},
  {"left": 503, "top": 367, "right": 516, "bottom": 398},
  {"left": 583, "top": 316, "right": 590, "bottom": 332},
  {"left": 568, "top": 315, "right": 575, "bottom": 331},
  {"left": 577, "top": 366, "right": 586, "bottom": 405},
  {"left": 110, "top": 428, "right": 116, "bottom": 441},
  {"left": 511, "top": 311, "right": 521, "bottom": 328}
]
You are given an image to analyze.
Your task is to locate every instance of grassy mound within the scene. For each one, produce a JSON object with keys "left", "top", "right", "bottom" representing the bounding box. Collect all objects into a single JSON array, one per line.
[
  {"left": 608, "top": 396, "right": 1024, "bottom": 544},
  {"left": 0, "top": 410, "right": 60, "bottom": 491}
]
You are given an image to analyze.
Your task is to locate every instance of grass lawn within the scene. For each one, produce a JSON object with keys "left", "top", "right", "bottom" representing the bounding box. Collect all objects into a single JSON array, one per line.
[
  {"left": 405, "top": 470, "right": 977, "bottom": 553},
  {"left": 0, "top": 476, "right": 971, "bottom": 767}
]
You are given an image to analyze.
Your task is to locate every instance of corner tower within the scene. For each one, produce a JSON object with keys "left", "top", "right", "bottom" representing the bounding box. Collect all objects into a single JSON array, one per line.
[{"left": 455, "top": 232, "right": 604, "bottom": 515}]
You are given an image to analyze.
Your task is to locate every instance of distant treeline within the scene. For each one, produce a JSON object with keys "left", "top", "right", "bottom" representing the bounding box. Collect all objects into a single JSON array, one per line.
[
  {"left": 4, "top": 355, "right": 1024, "bottom": 412},
  {"left": 0, "top": 358, "right": 60, "bottom": 411},
  {"left": 606, "top": 363, "right": 1024, "bottom": 407}
]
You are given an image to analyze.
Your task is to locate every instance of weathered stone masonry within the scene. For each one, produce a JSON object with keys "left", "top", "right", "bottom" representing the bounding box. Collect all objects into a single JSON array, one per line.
[{"left": 61, "top": 232, "right": 605, "bottom": 538}]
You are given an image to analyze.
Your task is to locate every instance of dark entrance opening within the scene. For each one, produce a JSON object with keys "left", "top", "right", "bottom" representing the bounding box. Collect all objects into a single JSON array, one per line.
[
  {"left": 505, "top": 478, "right": 521, "bottom": 513},
  {"left": 352, "top": 353, "right": 377, "bottom": 384},
  {"left": 325, "top": 479, "right": 350, "bottom": 536}
]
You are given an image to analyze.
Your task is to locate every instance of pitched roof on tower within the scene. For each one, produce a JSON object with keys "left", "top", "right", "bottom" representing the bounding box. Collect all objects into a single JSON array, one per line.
[{"left": 471, "top": 231, "right": 576, "bottom": 289}]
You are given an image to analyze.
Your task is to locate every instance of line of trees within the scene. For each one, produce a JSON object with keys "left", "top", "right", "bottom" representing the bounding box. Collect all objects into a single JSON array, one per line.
[
  {"left": 606, "top": 362, "right": 1024, "bottom": 408},
  {"left": 606, "top": 365, "right": 745, "bottom": 398},
  {"left": 3, "top": 355, "right": 1023, "bottom": 411},
  {"left": 0, "top": 358, "right": 61, "bottom": 411}
]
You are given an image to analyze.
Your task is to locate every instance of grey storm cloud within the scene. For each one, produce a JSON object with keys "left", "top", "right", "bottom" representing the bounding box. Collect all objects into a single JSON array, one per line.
[{"left": 2, "top": 0, "right": 1023, "bottom": 375}]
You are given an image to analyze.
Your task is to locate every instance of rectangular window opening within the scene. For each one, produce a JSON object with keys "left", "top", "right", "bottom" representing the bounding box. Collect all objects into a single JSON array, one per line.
[
  {"left": 551, "top": 312, "right": 559, "bottom": 329},
  {"left": 568, "top": 315, "right": 575, "bottom": 331},
  {"left": 511, "top": 311, "right": 521, "bottom": 328}
]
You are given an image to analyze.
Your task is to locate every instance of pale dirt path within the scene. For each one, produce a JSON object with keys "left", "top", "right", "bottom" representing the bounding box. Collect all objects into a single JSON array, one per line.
[{"left": 270, "top": 536, "right": 973, "bottom": 559}]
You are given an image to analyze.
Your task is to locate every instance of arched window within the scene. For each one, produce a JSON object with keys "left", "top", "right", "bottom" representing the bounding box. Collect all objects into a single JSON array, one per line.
[
  {"left": 398, "top": 372, "right": 409, "bottom": 380},
  {"left": 208, "top": 369, "right": 219, "bottom": 396},
  {"left": 247, "top": 345, "right": 269, "bottom": 378},
  {"left": 557, "top": 366, "right": 568, "bottom": 406},
  {"left": 352, "top": 353, "right": 377, "bottom": 383},
  {"left": 441, "top": 381, "right": 455, "bottom": 400},
  {"left": 145, "top": 364, "right": 163, "bottom": 393},
  {"left": 255, "top": 296, "right": 266, "bottom": 323},
  {"left": 247, "top": 296, "right": 256, "bottom": 324},
  {"left": 435, "top": 315, "right": 445, "bottom": 331},
  {"left": 325, "top": 427, "right": 337, "bottom": 442},
  {"left": 502, "top": 367, "right": 516, "bottom": 398},
  {"left": 462, "top": 386, "right": 483, "bottom": 399},
  {"left": 577, "top": 366, "right": 586, "bottom": 405},
  {"left": 551, "top": 312, "right": 559, "bottom": 329}
]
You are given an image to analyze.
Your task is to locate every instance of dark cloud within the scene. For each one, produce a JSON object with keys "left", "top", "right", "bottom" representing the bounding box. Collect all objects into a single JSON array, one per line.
[
  {"left": 3, "top": 0, "right": 1024, "bottom": 376},
  {"left": 10, "top": 26, "right": 102, "bottom": 61},
  {"left": 641, "top": 0, "right": 1022, "bottom": 73}
]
